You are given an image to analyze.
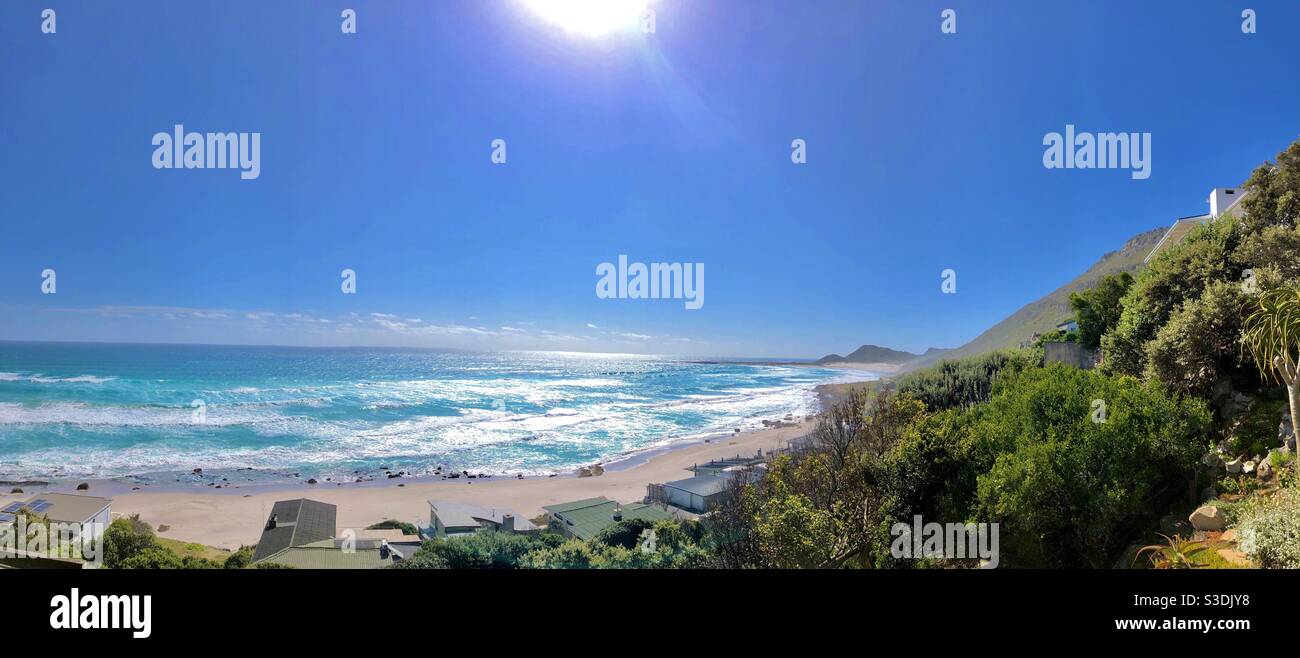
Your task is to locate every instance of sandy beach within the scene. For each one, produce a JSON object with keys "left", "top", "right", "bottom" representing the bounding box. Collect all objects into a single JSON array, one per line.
[{"left": 0, "top": 420, "right": 815, "bottom": 551}]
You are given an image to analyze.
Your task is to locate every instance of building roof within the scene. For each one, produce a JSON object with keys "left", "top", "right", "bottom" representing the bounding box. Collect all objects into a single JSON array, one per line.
[
  {"left": 255, "top": 539, "right": 403, "bottom": 569},
  {"left": 662, "top": 474, "right": 733, "bottom": 498},
  {"left": 542, "top": 497, "right": 674, "bottom": 540},
  {"left": 1145, "top": 187, "right": 1252, "bottom": 264},
  {"left": 353, "top": 528, "right": 419, "bottom": 543},
  {"left": 252, "top": 499, "right": 337, "bottom": 563},
  {"left": 430, "top": 500, "right": 537, "bottom": 532},
  {"left": 1144, "top": 216, "right": 1207, "bottom": 264},
  {"left": 692, "top": 456, "right": 764, "bottom": 471},
  {"left": 1, "top": 493, "right": 111, "bottom": 525}
]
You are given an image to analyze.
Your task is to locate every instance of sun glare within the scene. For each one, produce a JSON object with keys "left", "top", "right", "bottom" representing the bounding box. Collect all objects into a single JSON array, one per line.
[{"left": 522, "top": 0, "right": 652, "bottom": 37}]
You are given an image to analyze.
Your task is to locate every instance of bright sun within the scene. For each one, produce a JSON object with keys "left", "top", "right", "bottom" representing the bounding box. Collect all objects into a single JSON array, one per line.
[{"left": 523, "top": 0, "right": 652, "bottom": 37}]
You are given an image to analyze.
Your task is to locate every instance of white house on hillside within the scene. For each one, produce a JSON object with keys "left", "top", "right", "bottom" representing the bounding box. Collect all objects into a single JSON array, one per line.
[{"left": 1144, "top": 187, "right": 1250, "bottom": 264}]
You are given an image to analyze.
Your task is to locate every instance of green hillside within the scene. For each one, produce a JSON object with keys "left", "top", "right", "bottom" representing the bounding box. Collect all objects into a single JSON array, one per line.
[
  {"left": 817, "top": 344, "right": 936, "bottom": 365},
  {"left": 903, "top": 225, "right": 1169, "bottom": 370}
]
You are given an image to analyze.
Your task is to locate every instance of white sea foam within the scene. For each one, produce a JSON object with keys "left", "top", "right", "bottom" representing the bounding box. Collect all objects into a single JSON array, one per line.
[
  {"left": 0, "top": 357, "right": 875, "bottom": 480},
  {"left": 0, "top": 372, "right": 117, "bottom": 384}
]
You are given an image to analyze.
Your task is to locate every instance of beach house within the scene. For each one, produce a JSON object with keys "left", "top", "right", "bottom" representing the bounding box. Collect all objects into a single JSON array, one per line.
[
  {"left": 644, "top": 454, "right": 768, "bottom": 514},
  {"left": 652, "top": 475, "right": 733, "bottom": 514},
  {"left": 250, "top": 498, "right": 415, "bottom": 568},
  {"left": 252, "top": 498, "right": 338, "bottom": 563},
  {"left": 428, "top": 500, "right": 538, "bottom": 539},
  {"left": 251, "top": 538, "right": 408, "bottom": 569},
  {"left": 542, "top": 497, "right": 675, "bottom": 540},
  {"left": 0, "top": 493, "right": 113, "bottom": 569},
  {"left": 1144, "top": 187, "right": 1250, "bottom": 264},
  {"left": 0, "top": 493, "right": 112, "bottom": 539}
]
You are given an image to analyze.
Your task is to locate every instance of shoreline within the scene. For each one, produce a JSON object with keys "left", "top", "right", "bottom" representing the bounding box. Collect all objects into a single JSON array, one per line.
[
  {"left": 0, "top": 370, "right": 886, "bottom": 550},
  {"left": 0, "top": 419, "right": 816, "bottom": 550},
  {"left": 0, "top": 379, "right": 875, "bottom": 550}
]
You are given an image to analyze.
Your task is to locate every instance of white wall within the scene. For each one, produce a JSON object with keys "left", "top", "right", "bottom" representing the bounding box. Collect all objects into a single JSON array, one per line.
[{"left": 1209, "top": 188, "right": 1242, "bottom": 217}]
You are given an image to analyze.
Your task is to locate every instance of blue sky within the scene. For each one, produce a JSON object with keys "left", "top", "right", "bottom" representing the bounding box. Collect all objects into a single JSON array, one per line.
[{"left": 1, "top": 0, "right": 1298, "bottom": 358}]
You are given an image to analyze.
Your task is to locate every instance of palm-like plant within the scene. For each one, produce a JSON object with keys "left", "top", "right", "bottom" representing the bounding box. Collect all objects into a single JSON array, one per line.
[
  {"left": 1241, "top": 287, "right": 1300, "bottom": 444},
  {"left": 1134, "top": 534, "right": 1212, "bottom": 569}
]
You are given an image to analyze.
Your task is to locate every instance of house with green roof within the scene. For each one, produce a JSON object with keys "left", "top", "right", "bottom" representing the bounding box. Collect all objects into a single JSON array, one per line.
[
  {"left": 249, "top": 498, "right": 418, "bottom": 568},
  {"left": 253, "top": 538, "right": 406, "bottom": 569},
  {"left": 541, "top": 497, "right": 674, "bottom": 540},
  {"left": 252, "top": 498, "right": 338, "bottom": 563}
]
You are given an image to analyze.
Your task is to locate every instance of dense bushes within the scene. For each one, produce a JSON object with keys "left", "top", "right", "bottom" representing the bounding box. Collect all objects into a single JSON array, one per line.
[
  {"left": 893, "top": 351, "right": 1035, "bottom": 412},
  {"left": 1234, "top": 479, "right": 1300, "bottom": 568},
  {"left": 393, "top": 519, "right": 712, "bottom": 569},
  {"left": 393, "top": 530, "right": 564, "bottom": 569},
  {"left": 524, "top": 521, "right": 713, "bottom": 569},
  {"left": 1069, "top": 272, "right": 1133, "bottom": 349},
  {"left": 103, "top": 516, "right": 158, "bottom": 568},
  {"left": 1102, "top": 218, "right": 1244, "bottom": 379},
  {"left": 712, "top": 139, "right": 1300, "bottom": 569},
  {"left": 968, "top": 365, "right": 1211, "bottom": 567},
  {"left": 1103, "top": 139, "right": 1300, "bottom": 395},
  {"left": 869, "top": 364, "right": 1213, "bottom": 568},
  {"left": 103, "top": 515, "right": 242, "bottom": 569},
  {"left": 1142, "top": 280, "right": 1247, "bottom": 398}
]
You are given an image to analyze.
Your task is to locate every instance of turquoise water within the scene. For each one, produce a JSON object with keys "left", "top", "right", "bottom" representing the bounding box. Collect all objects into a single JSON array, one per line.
[{"left": 0, "top": 342, "right": 868, "bottom": 482}]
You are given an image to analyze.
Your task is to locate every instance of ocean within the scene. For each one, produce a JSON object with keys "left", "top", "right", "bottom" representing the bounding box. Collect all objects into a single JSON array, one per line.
[{"left": 0, "top": 342, "right": 871, "bottom": 484}]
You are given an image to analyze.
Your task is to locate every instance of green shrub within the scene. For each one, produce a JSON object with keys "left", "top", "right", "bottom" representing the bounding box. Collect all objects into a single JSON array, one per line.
[
  {"left": 970, "top": 364, "right": 1213, "bottom": 567},
  {"left": 1102, "top": 219, "right": 1243, "bottom": 377},
  {"left": 117, "top": 547, "right": 184, "bottom": 569},
  {"left": 1070, "top": 272, "right": 1133, "bottom": 349},
  {"left": 393, "top": 530, "right": 565, "bottom": 569},
  {"left": 222, "top": 546, "right": 254, "bottom": 569},
  {"left": 594, "top": 518, "right": 657, "bottom": 550},
  {"left": 894, "top": 351, "right": 1034, "bottom": 412},
  {"left": 367, "top": 519, "right": 419, "bottom": 536},
  {"left": 103, "top": 516, "right": 158, "bottom": 569},
  {"left": 1236, "top": 488, "right": 1300, "bottom": 568},
  {"left": 1229, "top": 399, "right": 1288, "bottom": 457},
  {"left": 1142, "top": 280, "right": 1246, "bottom": 398}
]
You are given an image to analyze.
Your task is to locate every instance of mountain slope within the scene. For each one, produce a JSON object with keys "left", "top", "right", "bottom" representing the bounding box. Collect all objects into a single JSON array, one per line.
[
  {"left": 816, "top": 344, "right": 932, "bottom": 365},
  {"left": 904, "top": 225, "right": 1168, "bottom": 370}
]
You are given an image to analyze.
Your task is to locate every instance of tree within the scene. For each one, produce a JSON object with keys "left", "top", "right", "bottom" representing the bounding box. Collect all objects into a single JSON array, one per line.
[
  {"left": 970, "top": 364, "right": 1212, "bottom": 567},
  {"left": 1239, "top": 139, "right": 1300, "bottom": 233},
  {"left": 222, "top": 546, "right": 254, "bottom": 569},
  {"left": 1103, "top": 219, "right": 1242, "bottom": 376},
  {"left": 1143, "top": 280, "right": 1245, "bottom": 398},
  {"left": 1069, "top": 272, "right": 1133, "bottom": 349},
  {"left": 117, "top": 547, "right": 184, "bottom": 570},
  {"left": 103, "top": 515, "right": 157, "bottom": 569},
  {"left": 894, "top": 351, "right": 1034, "bottom": 412},
  {"left": 1240, "top": 287, "right": 1300, "bottom": 440}
]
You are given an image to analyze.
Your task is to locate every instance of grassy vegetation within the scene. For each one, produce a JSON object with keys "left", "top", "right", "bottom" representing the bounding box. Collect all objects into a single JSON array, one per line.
[
  {"left": 367, "top": 519, "right": 420, "bottom": 536},
  {"left": 155, "top": 536, "right": 232, "bottom": 563}
]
